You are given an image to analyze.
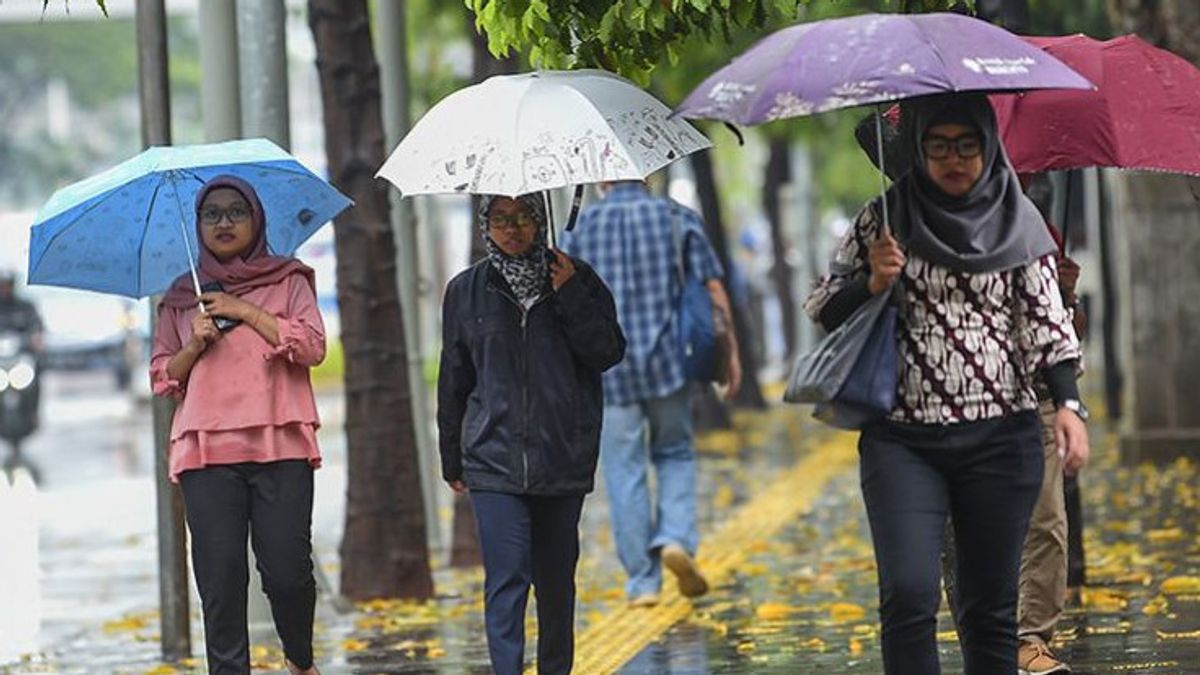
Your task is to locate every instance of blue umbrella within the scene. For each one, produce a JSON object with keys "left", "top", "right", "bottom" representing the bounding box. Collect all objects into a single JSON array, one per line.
[{"left": 27, "top": 138, "right": 352, "bottom": 298}]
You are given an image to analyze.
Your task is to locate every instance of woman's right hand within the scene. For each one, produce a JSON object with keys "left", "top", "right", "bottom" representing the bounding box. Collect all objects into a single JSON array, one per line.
[
  {"left": 188, "top": 313, "right": 221, "bottom": 352},
  {"left": 868, "top": 229, "right": 906, "bottom": 295}
]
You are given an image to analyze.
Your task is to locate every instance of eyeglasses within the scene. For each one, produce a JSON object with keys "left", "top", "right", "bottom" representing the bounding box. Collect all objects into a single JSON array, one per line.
[
  {"left": 199, "top": 204, "right": 252, "bottom": 226},
  {"left": 487, "top": 212, "right": 536, "bottom": 232},
  {"left": 922, "top": 133, "right": 983, "bottom": 161}
]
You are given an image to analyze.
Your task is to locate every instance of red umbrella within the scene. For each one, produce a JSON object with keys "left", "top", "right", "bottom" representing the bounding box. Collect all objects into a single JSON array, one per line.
[{"left": 991, "top": 34, "right": 1200, "bottom": 176}]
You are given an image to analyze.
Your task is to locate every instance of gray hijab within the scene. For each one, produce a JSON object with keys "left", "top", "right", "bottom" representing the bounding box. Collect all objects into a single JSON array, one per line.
[
  {"left": 889, "top": 93, "right": 1056, "bottom": 274},
  {"left": 479, "top": 193, "right": 552, "bottom": 303}
]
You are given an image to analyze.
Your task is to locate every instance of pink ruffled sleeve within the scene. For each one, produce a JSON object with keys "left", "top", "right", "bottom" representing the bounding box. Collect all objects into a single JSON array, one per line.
[
  {"left": 266, "top": 275, "right": 326, "bottom": 367},
  {"left": 150, "top": 303, "right": 187, "bottom": 399}
]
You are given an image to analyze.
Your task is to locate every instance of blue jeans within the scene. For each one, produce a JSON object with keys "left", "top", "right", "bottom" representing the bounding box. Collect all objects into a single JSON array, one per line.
[
  {"left": 599, "top": 386, "right": 698, "bottom": 598},
  {"left": 470, "top": 491, "right": 585, "bottom": 675}
]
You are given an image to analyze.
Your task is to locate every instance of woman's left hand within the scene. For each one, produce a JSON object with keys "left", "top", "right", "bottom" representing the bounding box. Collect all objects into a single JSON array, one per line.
[
  {"left": 550, "top": 249, "right": 576, "bottom": 291},
  {"left": 1054, "top": 407, "right": 1090, "bottom": 476},
  {"left": 199, "top": 291, "right": 254, "bottom": 321}
]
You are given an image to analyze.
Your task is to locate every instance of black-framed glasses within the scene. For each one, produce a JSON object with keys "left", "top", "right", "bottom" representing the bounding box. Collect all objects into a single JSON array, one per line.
[
  {"left": 199, "top": 204, "right": 252, "bottom": 226},
  {"left": 922, "top": 133, "right": 983, "bottom": 161},
  {"left": 487, "top": 212, "right": 536, "bottom": 232}
]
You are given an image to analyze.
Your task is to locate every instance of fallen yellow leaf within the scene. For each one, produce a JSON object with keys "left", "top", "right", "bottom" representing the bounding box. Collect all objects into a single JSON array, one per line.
[
  {"left": 1082, "top": 588, "right": 1129, "bottom": 613},
  {"left": 1146, "top": 528, "right": 1185, "bottom": 544},
  {"left": 1142, "top": 595, "right": 1170, "bottom": 616},
  {"left": 828, "top": 602, "right": 867, "bottom": 624},
  {"left": 755, "top": 602, "right": 796, "bottom": 621},
  {"left": 740, "top": 562, "right": 771, "bottom": 577},
  {"left": 1156, "top": 628, "right": 1200, "bottom": 641},
  {"left": 341, "top": 638, "right": 370, "bottom": 652},
  {"left": 1161, "top": 576, "right": 1200, "bottom": 595},
  {"left": 800, "top": 637, "right": 827, "bottom": 651}
]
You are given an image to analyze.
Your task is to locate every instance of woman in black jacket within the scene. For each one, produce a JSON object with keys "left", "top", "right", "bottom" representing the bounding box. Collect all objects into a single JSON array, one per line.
[{"left": 438, "top": 192, "right": 625, "bottom": 675}]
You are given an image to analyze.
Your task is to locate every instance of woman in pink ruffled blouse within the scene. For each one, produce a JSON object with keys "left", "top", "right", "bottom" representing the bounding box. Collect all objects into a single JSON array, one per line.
[{"left": 150, "top": 175, "right": 323, "bottom": 675}]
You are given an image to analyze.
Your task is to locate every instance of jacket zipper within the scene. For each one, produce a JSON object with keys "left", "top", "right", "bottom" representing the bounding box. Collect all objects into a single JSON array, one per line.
[
  {"left": 520, "top": 307, "right": 529, "bottom": 491},
  {"left": 490, "top": 284, "right": 548, "bottom": 492}
]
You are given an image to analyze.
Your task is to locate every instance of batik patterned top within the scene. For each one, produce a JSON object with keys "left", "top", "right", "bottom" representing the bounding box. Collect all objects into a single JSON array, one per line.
[{"left": 804, "top": 204, "right": 1080, "bottom": 425}]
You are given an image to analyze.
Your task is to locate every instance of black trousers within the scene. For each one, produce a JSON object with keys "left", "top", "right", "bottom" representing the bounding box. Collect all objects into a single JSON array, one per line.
[
  {"left": 859, "top": 412, "right": 1042, "bottom": 675},
  {"left": 470, "top": 490, "right": 585, "bottom": 675},
  {"left": 179, "top": 460, "right": 316, "bottom": 674}
]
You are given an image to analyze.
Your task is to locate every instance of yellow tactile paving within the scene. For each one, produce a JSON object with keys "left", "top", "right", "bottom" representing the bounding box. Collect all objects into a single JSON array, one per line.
[{"left": 536, "top": 430, "right": 859, "bottom": 675}]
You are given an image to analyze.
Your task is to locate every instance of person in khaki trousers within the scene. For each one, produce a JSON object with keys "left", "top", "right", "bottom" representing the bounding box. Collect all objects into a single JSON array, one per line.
[
  {"left": 1016, "top": 200, "right": 1088, "bottom": 675},
  {"left": 944, "top": 184, "right": 1087, "bottom": 675}
]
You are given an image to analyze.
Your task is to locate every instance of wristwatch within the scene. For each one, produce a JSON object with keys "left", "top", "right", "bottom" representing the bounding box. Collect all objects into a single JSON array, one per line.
[{"left": 1058, "top": 398, "right": 1089, "bottom": 422}]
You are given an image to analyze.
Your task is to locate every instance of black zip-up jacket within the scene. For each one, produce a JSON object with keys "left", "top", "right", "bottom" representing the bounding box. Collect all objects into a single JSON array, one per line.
[{"left": 437, "top": 257, "right": 625, "bottom": 496}]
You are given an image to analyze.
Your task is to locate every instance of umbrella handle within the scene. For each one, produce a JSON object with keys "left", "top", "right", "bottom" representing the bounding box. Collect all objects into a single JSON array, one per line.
[
  {"left": 875, "top": 105, "right": 892, "bottom": 238},
  {"left": 544, "top": 191, "right": 557, "bottom": 249},
  {"left": 564, "top": 185, "right": 584, "bottom": 233},
  {"left": 166, "top": 173, "right": 206, "bottom": 304}
]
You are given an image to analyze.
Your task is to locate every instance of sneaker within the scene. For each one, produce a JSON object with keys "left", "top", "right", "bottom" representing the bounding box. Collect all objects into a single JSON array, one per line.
[
  {"left": 628, "top": 593, "right": 660, "bottom": 608},
  {"left": 660, "top": 544, "right": 709, "bottom": 598},
  {"left": 1018, "top": 641, "right": 1071, "bottom": 675}
]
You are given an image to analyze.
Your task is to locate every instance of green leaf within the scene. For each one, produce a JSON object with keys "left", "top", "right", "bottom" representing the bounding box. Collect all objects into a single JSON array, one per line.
[
  {"left": 598, "top": 5, "right": 620, "bottom": 43},
  {"left": 666, "top": 41, "right": 680, "bottom": 66},
  {"left": 650, "top": 6, "right": 668, "bottom": 30}
]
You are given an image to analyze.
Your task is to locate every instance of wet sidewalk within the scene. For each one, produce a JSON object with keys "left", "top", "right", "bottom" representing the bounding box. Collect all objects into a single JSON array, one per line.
[
  {"left": 618, "top": 428, "right": 1200, "bottom": 675},
  {"left": 3, "top": 399, "right": 1199, "bottom": 674}
]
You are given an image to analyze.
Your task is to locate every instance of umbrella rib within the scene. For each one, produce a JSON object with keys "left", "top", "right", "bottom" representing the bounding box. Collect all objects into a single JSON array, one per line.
[
  {"left": 910, "top": 17, "right": 957, "bottom": 93},
  {"left": 134, "top": 179, "right": 169, "bottom": 297}
]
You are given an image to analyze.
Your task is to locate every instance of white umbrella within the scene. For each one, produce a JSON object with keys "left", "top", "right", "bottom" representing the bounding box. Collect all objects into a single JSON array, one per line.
[{"left": 377, "top": 69, "right": 711, "bottom": 207}]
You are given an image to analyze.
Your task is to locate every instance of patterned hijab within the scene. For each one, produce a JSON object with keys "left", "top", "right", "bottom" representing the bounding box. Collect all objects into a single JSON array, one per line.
[
  {"left": 889, "top": 93, "right": 1057, "bottom": 274},
  {"left": 479, "top": 193, "right": 552, "bottom": 304}
]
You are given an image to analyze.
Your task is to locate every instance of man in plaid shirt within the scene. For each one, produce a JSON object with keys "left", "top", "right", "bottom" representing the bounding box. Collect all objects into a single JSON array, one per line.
[{"left": 562, "top": 180, "right": 741, "bottom": 606}]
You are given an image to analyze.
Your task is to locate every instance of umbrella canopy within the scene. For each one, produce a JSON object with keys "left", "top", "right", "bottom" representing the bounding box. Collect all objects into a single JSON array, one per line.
[
  {"left": 377, "top": 69, "right": 711, "bottom": 197},
  {"left": 991, "top": 34, "right": 1200, "bottom": 176},
  {"left": 28, "top": 139, "right": 352, "bottom": 298},
  {"left": 674, "top": 12, "right": 1093, "bottom": 125}
]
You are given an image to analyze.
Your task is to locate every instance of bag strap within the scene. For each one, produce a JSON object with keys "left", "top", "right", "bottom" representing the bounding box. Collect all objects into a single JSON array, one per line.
[{"left": 670, "top": 204, "right": 686, "bottom": 288}]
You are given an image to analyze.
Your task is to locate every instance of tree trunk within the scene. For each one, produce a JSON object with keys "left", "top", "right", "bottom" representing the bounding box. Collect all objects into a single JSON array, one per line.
[
  {"left": 762, "top": 137, "right": 798, "bottom": 360},
  {"left": 1106, "top": 0, "right": 1200, "bottom": 462},
  {"left": 1108, "top": 0, "right": 1200, "bottom": 58},
  {"left": 308, "top": 0, "right": 433, "bottom": 600},
  {"left": 691, "top": 150, "right": 767, "bottom": 410}
]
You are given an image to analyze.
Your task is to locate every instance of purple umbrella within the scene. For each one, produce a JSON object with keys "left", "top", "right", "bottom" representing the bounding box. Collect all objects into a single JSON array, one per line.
[{"left": 675, "top": 12, "right": 1093, "bottom": 126}]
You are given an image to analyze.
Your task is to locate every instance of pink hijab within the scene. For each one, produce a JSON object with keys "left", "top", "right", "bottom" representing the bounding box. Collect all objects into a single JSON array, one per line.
[{"left": 161, "top": 175, "right": 314, "bottom": 308}]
